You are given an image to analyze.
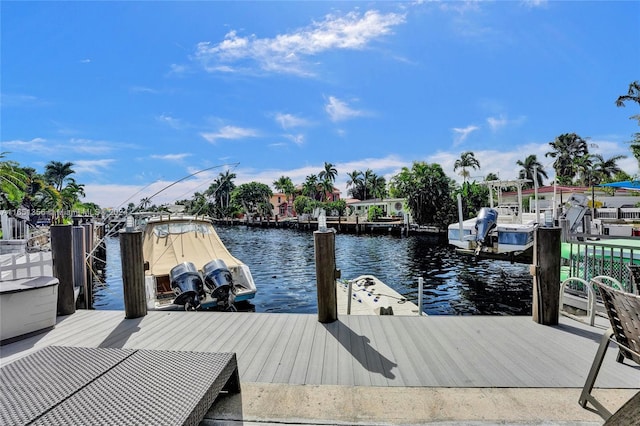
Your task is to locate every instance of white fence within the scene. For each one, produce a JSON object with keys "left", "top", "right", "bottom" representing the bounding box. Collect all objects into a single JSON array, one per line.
[{"left": 0, "top": 252, "right": 53, "bottom": 281}]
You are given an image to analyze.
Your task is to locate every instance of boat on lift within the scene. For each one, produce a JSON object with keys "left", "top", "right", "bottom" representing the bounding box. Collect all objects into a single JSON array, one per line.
[
  {"left": 448, "top": 179, "right": 539, "bottom": 256},
  {"left": 139, "top": 213, "right": 256, "bottom": 311}
]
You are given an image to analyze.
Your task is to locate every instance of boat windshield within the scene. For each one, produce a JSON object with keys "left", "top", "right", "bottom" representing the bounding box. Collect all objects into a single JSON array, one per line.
[{"left": 151, "top": 222, "right": 214, "bottom": 237}]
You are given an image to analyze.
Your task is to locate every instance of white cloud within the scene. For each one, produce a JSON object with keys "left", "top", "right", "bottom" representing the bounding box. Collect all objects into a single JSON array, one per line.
[
  {"left": 130, "top": 86, "right": 159, "bottom": 94},
  {"left": 275, "top": 113, "right": 311, "bottom": 129},
  {"left": 2, "top": 138, "right": 51, "bottom": 154},
  {"left": 156, "top": 114, "right": 183, "bottom": 129},
  {"left": 325, "top": 96, "right": 367, "bottom": 122},
  {"left": 452, "top": 125, "right": 479, "bottom": 145},
  {"left": 193, "top": 10, "right": 406, "bottom": 76},
  {"left": 486, "top": 115, "right": 508, "bottom": 132},
  {"left": 73, "top": 159, "right": 115, "bottom": 174},
  {"left": 200, "top": 125, "right": 259, "bottom": 144},
  {"left": 150, "top": 153, "right": 191, "bottom": 161},
  {"left": 284, "top": 133, "right": 305, "bottom": 146}
]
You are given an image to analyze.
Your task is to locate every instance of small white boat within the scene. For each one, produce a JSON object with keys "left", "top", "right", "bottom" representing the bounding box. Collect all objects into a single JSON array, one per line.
[
  {"left": 337, "top": 275, "right": 423, "bottom": 316},
  {"left": 140, "top": 214, "right": 256, "bottom": 311},
  {"left": 448, "top": 179, "right": 538, "bottom": 256},
  {"left": 0, "top": 276, "right": 59, "bottom": 345}
]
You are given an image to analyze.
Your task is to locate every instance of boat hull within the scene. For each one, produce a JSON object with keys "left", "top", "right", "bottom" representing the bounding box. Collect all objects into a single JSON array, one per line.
[{"left": 0, "top": 277, "right": 58, "bottom": 344}]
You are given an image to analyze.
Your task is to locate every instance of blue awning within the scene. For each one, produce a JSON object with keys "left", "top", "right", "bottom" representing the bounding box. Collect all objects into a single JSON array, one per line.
[{"left": 599, "top": 181, "right": 640, "bottom": 190}]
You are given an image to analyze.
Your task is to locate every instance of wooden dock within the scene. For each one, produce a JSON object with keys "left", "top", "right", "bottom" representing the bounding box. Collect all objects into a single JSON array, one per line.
[{"left": 1, "top": 310, "right": 637, "bottom": 390}]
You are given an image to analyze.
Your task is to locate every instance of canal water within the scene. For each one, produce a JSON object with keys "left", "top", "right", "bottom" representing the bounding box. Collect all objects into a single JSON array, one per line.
[{"left": 93, "top": 226, "right": 533, "bottom": 315}]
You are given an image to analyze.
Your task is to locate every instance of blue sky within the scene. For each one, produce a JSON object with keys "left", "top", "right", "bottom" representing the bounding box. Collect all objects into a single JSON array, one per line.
[{"left": 2, "top": 1, "right": 639, "bottom": 209}]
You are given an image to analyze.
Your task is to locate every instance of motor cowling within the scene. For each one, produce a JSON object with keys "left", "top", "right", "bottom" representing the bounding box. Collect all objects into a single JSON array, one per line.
[
  {"left": 169, "top": 262, "right": 204, "bottom": 309},
  {"left": 202, "top": 259, "right": 235, "bottom": 308},
  {"left": 474, "top": 207, "right": 498, "bottom": 250}
]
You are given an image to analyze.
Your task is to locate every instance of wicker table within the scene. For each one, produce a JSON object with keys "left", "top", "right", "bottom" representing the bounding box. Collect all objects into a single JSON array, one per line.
[{"left": 0, "top": 346, "right": 240, "bottom": 425}]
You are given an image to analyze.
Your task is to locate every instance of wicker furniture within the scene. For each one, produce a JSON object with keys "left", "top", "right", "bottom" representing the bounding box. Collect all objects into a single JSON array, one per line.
[
  {"left": 0, "top": 346, "right": 240, "bottom": 425},
  {"left": 579, "top": 280, "right": 640, "bottom": 420}
]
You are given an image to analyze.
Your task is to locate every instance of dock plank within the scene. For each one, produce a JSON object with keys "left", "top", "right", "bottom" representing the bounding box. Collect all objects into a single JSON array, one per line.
[{"left": 1, "top": 311, "right": 638, "bottom": 390}]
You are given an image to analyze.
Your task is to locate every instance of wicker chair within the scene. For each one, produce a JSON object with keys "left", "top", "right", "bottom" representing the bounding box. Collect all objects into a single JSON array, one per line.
[{"left": 579, "top": 280, "right": 640, "bottom": 420}]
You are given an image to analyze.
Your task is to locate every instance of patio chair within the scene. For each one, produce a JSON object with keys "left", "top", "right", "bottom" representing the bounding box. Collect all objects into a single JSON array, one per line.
[{"left": 579, "top": 280, "right": 640, "bottom": 420}]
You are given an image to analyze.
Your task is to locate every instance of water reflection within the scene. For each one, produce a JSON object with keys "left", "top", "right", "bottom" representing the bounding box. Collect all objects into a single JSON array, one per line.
[{"left": 95, "top": 226, "right": 533, "bottom": 315}]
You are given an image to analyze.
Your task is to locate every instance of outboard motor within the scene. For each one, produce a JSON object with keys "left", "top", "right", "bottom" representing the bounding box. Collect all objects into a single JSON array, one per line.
[
  {"left": 169, "top": 262, "right": 205, "bottom": 310},
  {"left": 474, "top": 207, "right": 498, "bottom": 254},
  {"left": 202, "top": 259, "right": 235, "bottom": 310}
]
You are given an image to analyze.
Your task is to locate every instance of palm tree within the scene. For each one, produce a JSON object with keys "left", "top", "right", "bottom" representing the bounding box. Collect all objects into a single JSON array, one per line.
[
  {"left": 616, "top": 81, "right": 640, "bottom": 109},
  {"left": 60, "top": 178, "right": 86, "bottom": 211},
  {"left": 453, "top": 151, "right": 480, "bottom": 182},
  {"left": 370, "top": 175, "right": 387, "bottom": 200},
  {"left": 362, "top": 169, "right": 375, "bottom": 200},
  {"left": 207, "top": 170, "right": 236, "bottom": 218},
  {"left": 545, "top": 133, "right": 589, "bottom": 184},
  {"left": 318, "top": 162, "right": 338, "bottom": 182},
  {"left": 574, "top": 154, "right": 596, "bottom": 187},
  {"left": 302, "top": 174, "right": 320, "bottom": 200},
  {"left": 273, "top": 176, "right": 295, "bottom": 215},
  {"left": 516, "top": 155, "right": 548, "bottom": 188},
  {"left": 44, "top": 161, "right": 75, "bottom": 191},
  {"left": 0, "top": 153, "right": 27, "bottom": 209},
  {"left": 346, "top": 170, "right": 363, "bottom": 199},
  {"left": 593, "top": 154, "right": 626, "bottom": 182}
]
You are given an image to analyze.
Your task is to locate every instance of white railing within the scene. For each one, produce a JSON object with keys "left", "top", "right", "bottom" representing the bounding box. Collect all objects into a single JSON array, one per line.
[{"left": 0, "top": 252, "right": 53, "bottom": 281}]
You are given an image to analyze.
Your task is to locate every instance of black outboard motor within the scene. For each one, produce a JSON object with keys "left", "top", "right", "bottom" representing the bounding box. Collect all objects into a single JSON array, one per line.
[
  {"left": 169, "top": 262, "right": 205, "bottom": 310},
  {"left": 474, "top": 207, "right": 498, "bottom": 253},
  {"left": 202, "top": 259, "right": 235, "bottom": 310}
]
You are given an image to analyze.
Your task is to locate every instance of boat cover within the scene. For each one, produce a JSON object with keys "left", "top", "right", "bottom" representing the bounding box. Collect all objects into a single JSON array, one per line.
[{"left": 142, "top": 217, "right": 243, "bottom": 276}]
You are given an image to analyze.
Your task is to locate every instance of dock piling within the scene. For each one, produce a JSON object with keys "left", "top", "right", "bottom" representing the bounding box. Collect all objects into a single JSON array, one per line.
[
  {"left": 51, "top": 224, "right": 76, "bottom": 316},
  {"left": 314, "top": 229, "right": 338, "bottom": 323},
  {"left": 120, "top": 230, "right": 147, "bottom": 319},
  {"left": 532, "top": 226, "right": 561, "bottom": 325}
]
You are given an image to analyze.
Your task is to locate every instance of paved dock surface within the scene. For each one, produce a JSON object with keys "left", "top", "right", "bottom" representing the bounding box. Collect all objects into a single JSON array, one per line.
[{"left": 1, "top": 310, "right": 638, "bottom": 424}]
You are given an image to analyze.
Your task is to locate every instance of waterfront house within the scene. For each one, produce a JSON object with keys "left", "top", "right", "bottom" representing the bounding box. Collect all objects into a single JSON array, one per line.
[{"left": 346, "top": 198, "right": 412, "bottom": 221}]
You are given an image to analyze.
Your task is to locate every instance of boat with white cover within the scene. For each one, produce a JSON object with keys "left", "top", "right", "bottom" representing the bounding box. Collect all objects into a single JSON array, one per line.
[
  {"left": 337, "top": 274, "right": 423, "bottom": 316},
  {"left": 140, "top": 214, "right": 256, "bottom": 311}
]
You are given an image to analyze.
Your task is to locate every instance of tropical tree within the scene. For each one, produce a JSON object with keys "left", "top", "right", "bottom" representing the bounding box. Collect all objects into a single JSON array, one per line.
[
  {"left": 20, "top": 167, "right": 60, "bottom": 214},
  {"left": 369, "top": 174, "right": 387, "bottom": 199},
  {"left": 272, "top": 175, "right": 296, "bottom": 216},
  {"left": 593, "top": 154, "right": 626, "bottom": 183},
  {"left": 390, "top": 162, "right": 457, "bottom": 228},
  {"left": 485, "top": 172, "right": 499, "bottom": 181},
  {"left": 346, "top": 170, "right": 363, "bottom": 198},
  {"left": 516, "top": 155, "right": 548, "bottom": 188},
  {"left": 60, "top": 178, "right": 86, "bottom": 211},
  {"left": 0, "top": 153, "right": 27, "bottom": 210},
  {"left": 318, "top": 162, "right": 337, "bottom": 183},
  {"left": 453, "top": 151, "right": 480, "bottom": 182},
  {"left": 616, "top": 81, "right": 640, "bottom": 168},
  {"left": 231, "top": 182, "right": 273, "bottom": 218},
  {"left": 206, "top": 170, "right": 236, "bottom": 218},
  {"left": 545, "top": 133, "right": 590, "bottom": 184},
  {"left": 302, "top": 174, "right": 320, "bottom": 200},
  {"left": 44, "top": 161, "right": 75, "bottom": 191}
]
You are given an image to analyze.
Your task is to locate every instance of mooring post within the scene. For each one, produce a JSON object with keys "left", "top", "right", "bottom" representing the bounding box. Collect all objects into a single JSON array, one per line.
[
  {"left": 51, "top": 224, "right": 76, "bottom": 316},
  {"left": 314, "top": 229, "right": 339, "bottom": 323},
  {"left": 532, "top": 226, "right": 561, "bottom": 325},
  {"left": 72, "top": 225, "right": 87, "bottom": 309},
  {"left": 82, "top": 222, "right": 94, "bottom": 309},
  {"left": 120, "top": 230, "right": 147, "bottom": 318}
]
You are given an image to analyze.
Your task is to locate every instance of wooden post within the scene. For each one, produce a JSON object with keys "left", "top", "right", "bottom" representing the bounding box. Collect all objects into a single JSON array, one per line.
[
  {"left": 51, "top": 224, "right": 75, "bottom": 316},
  {"left": 72, "top": 226, "right": 87, "bottom": 309},
  {"left": 532, "top": 227, "right": 561, "bottom": 325},
  {"left": 120, "top": 230, "right": 147, "bottom": 318},
  {"left": 314, "top": 230, "right": 338, "bottom": 323},
  {"left": 82, "top": 222, "right": 94, "bottom": 309}
]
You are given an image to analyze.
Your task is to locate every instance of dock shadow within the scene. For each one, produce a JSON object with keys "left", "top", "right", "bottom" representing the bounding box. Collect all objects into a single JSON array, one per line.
[
  {"left": 98, "top": 317, "right": 143, "bottom": 348},
  {"left": 324, "top": 319, "right": 397, "bottom": 379}
]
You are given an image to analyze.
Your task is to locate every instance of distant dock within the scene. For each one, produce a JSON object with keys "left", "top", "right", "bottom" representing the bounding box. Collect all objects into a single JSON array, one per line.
[{"left": 212, "top": 216, "right": 445, "bottom": 237}]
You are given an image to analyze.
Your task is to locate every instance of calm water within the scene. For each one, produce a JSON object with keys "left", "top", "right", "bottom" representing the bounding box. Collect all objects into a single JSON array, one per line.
[{"left": 93, "top": 226, "right": 533, "bottom": 315}]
